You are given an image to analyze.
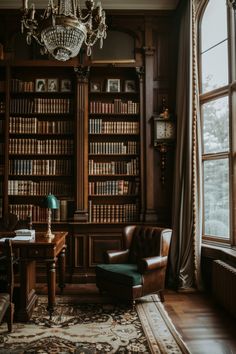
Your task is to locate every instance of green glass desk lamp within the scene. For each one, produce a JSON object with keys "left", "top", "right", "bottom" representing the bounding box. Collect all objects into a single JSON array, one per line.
[{"left": 43, "top": 193, "right": 59, "bottom": 240}]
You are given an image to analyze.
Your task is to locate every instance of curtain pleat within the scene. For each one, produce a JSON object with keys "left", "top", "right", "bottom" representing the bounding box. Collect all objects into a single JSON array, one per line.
[{"left": 168, "top": 0, "right": 203, "bottom": 291}]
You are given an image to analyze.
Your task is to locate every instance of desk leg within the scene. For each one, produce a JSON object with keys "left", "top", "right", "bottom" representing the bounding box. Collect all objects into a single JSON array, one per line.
[
  {"left": 15, "top": 260, "right": 37, "bottom": 322},
  {"left": 58, "top": 247, "right": 66, "bottom": 293},
  {"left": 46, "top": 260, "right": 56, "bottom": 319}
]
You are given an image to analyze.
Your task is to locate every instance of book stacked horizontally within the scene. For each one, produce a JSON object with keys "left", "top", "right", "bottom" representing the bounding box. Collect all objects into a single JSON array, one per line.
[{"left": 14, "top": 229, "right": 35, "bottom": 241}]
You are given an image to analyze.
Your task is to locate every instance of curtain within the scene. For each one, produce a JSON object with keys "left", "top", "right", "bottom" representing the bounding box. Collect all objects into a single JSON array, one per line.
[{"left": 168, "top": 0, "right": 203, "bottom": 290}]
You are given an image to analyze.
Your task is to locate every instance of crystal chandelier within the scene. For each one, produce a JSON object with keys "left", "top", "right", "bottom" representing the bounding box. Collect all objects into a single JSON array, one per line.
[{"left": 21, "top": 0, "right": 107, "bottom": 61}]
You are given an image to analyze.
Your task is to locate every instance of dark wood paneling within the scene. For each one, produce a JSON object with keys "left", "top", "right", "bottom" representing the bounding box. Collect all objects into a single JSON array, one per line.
[
  {"left": 89, "top": 234, "right": 122, "bottom": 266},
  {"left": 74, "top": 234, "right": 86, "bottom": 268}
]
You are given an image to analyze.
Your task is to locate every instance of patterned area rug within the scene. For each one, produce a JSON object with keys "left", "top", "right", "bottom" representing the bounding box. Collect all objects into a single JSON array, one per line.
[{"left": 0, "top": 295, "right": 191, "bottom": 354}]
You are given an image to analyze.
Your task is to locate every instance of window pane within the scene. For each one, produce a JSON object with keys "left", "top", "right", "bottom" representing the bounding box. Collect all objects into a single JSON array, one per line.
[
  {"left": 202, "top": 96, "right": 229, "bottom": 154},
  {"left": 201, "top": 0, "right": 227, "bottom": 52},
  {"left": 203, "top": 159, "right": 230, "bottom": 238},
  {"left": 201, "top": 41, "right": 228, "bottom": 93}
]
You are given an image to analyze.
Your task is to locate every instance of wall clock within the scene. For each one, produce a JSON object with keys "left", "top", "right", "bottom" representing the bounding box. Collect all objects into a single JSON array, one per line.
[
  {"left": 153, "top": 115, "right": 175, "bottom": 184},
  {"left": 153, "top": 117, "right": 175, "bottom": 146}
]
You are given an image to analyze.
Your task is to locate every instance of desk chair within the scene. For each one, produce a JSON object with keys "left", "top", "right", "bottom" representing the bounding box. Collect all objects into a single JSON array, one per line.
[
  {"left": 0, "top": 239, "right": 14, "bottom": 332},
  {"left": 0, "top": 213, "right": 32, "bottom": 231},
  {"left": 96, "top": 225, "right": 172, "bottom": 304}
]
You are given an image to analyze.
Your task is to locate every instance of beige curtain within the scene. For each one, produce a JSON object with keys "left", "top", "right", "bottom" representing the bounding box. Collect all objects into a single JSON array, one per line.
[{"left": 169, "top": 0, "right": 203, "bottom": 290}]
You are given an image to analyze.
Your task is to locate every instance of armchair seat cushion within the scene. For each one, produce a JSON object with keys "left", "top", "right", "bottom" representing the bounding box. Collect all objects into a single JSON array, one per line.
[{"left": 96, "top": 264, "right": 142, "bottom": 286}]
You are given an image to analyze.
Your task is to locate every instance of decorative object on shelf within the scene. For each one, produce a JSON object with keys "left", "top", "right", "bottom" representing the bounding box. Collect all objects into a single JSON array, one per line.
[
  {"left": 48, "top": 78, "right": 59, "bottom": 92},
  {"left": 35, "top": 78, "right": 47, "bottom": 92},
  {"left": 153, "top": 107, "right": 175, "bottom": 184},
  {"left": 42, "top": 193, "right": 59, "bottom": 239},
  {"left": 124, "top": 80, "right": 136, "bottom": 93},
  {"left": 61, "top": 79, "right": 72, "bottom": 92},
  {"left": 90, "top": 81, "right": 101, "bottom": 92},
  {"left": 106, "top": 79, "right": 120, "bottom": 93},
  {"left": 21, "top": 0, "right": 107, "bottom": 62}
]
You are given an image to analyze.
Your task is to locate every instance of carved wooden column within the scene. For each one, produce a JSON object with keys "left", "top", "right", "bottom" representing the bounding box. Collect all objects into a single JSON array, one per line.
[
  {"left": 136, "top": 67, "right": 145, "bottom": 221},
  {"left": 74, "top": 67, "right": 89, "bottom": 221},
  {"left": 143, "top": 42, "right": 158, "bottom": 222}
]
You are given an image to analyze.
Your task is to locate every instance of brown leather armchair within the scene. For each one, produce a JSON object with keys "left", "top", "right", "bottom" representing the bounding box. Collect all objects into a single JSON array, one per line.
[
  {"left": 95, "top": 225, "right": 172, "bottom": 303},
  {"left": 0, "top": 239, "right": 14, "bottom": 332}
]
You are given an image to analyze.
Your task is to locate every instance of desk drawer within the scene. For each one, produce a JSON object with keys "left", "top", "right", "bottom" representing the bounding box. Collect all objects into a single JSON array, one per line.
[{"left": 23, "top": 248, "right": 53, "bottom": 259}]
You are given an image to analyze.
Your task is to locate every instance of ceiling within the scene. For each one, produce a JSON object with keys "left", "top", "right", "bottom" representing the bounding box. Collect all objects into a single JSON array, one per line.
[{"left": 0, "top": 0, "right": 180, "bottom": 10}]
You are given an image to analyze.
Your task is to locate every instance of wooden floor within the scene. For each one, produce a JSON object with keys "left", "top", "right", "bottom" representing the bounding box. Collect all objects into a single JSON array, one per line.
[
  {"left": 37, "top": 284, "right": 236, "bottom": 354},
  {"left": 164, "top": 290, "right": 236, "bottom": 354}
]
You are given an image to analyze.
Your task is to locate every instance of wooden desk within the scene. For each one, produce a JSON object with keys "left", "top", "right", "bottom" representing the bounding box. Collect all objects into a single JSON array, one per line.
[{"left": 0, "top": 231, "right": 68, "bottom": 321}]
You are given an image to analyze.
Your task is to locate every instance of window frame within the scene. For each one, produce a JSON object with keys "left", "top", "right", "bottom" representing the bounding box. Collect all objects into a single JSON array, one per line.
[{"left": 198, "top": 0, "right": 236, "bottom": 248}]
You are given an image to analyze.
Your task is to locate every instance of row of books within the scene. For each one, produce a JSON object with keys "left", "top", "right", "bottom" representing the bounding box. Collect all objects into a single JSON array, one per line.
[
  {"left": 8, "top": 180, "right": 73, "bottom": 196},
  {"left": 90, "top": 99, "right": 139, "bottom": 115},
  {"left": 88, "top": 201, "right": 138, "bottom": 223},
  {"left": 9, "top": 117, "right": 74, "bottom": 134},
  {"left": 9, "top": 202, "right": 69, "bottom": 222},
  {"left": 9, "top": 159, "right": 72, "bottom": 175},
  {"left": 11, "top": 78, "right": 34, "bottom": 92},
  {"left": 88, "top": 180, "right": 139, "bottom": 196},
  {"left": 0, "top": 101, "right": 5, "bottom": 113},
  {"left": 88, "top": 158, "right": 139, "bottom": 175},
  {"left": 10, "top": 98, "right": 71, "bottom": 114},
  {"left": 89, "top": 141, "right": 138, "bottom": 155},
  {"left": 9, "top": 139, "right": 74, "bottom": 154},
  {"left": 89, "top": 119, "right": 139, "bottom": 134}
]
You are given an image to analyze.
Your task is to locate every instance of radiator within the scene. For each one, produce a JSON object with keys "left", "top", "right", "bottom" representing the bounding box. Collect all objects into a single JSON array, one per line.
[{"left": 212, "top": 260, "right": 236, "bottom": 318}]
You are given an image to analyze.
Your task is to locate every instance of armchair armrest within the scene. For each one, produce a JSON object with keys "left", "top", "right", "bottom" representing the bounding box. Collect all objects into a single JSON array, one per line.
[
  {"left": 138, "top": 256, "right": 168, "bottom": 273},
  {"left": 105, "top": 249, "right": 130, "bottom": 264}
]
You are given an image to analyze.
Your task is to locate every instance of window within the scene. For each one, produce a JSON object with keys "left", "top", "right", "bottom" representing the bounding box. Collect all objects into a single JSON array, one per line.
[{"left": 199, "top": 0, "right": 234, "bottom": 243}]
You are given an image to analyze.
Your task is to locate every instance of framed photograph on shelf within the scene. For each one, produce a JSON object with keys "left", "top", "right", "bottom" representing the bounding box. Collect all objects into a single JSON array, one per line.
[
  {"left": 107, "top": 79, "right": 120, "bottom": 93},
  {"left": 61, "top": 79, "right": 72, "bottom": 92},
  {"left": 90, "top": 81, "right": 101, "bottom": 92},
  {"left": 48, "top": 78, "right": 59, "bottom": 92},
  {"left": 124, "top": 80, "right": 136, "bottom": 93},
  {"left": 35, "top": 78, "right": 47, "bottom": 92}
]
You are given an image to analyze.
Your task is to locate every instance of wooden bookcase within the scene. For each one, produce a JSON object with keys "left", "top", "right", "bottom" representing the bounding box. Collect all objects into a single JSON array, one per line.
[
  {"left": 0, "top": 62, "right": 144, "bottom": 228},
  {"left": 88, "top": 66, "right": 143, "bottom": 223},
  {"left": 6, "top": 64, "right": 76, "bottom": 222},
  {"left": 0, "top": 63, "right": 6, "bottom": 218}
]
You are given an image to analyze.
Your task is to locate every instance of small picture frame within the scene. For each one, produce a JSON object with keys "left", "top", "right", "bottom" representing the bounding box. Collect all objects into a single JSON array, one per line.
[
  {"left": 107, "top": 79, "right": 120, "bottom": 93},
  {"left": 124, "top": 80, "right": 136, "bottom": 93},
  {"left": 61, "top": 79, "right": 72, "bottom": 92},
  {"left": 90, "top": 81, "right": 101, "bottom": 92},
  {"left": 35, "top": 78, "right": 47, "bottom": 92},
  {"left": 48, "top": 78, "right": 59, "bottom": 92}
]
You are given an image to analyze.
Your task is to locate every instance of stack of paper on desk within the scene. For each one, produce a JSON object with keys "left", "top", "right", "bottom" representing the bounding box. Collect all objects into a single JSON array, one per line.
[
  {"left": 15, "top": 229, "right": 35, "bottom": 241},
  {"left": 0, "top": 229, "right": 35, "bottom": 242}
]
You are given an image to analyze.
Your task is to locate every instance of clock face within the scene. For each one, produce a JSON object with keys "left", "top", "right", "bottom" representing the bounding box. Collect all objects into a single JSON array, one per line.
[{"left": 155, "top": 120, "right": 175, "bottom": 141}]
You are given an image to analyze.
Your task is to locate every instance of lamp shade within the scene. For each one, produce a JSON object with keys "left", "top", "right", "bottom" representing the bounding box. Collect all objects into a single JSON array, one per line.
[{"left": 43, "top": 194, "right": 59, "bottom": 209}]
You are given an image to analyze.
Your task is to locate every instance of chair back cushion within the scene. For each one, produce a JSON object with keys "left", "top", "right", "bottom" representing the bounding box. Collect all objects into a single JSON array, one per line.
[{"left": 124, "top": 226, "right": 162, "bottom": 263}]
